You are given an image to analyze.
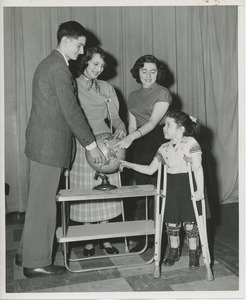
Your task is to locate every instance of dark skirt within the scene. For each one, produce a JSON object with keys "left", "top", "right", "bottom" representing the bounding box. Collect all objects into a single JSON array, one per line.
[
  {"left": 125, "top": 125, "right": 167, "bottom": 220},
  {"left": 133, "top": 125, "right": 167, "bottom": 185},
  {"left": 164, "top": 173, "right": 210, "bottom": 223}
]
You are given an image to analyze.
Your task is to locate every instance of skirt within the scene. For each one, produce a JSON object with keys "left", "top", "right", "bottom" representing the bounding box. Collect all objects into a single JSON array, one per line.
[
  {"left": 125, "top": 125, "right": 167, "bottom": 220},
  {"left": 132, "top": 125, "right": 167, "bottom": 185},
  {"left": 69, "top": 141, "right": 122, "bottom": 223},
  {"left": 164, "top": 173, "right": 210, "bottom": 223}
]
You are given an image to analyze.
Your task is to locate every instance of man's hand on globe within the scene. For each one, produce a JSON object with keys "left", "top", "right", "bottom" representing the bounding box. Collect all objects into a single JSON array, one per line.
[{"left": 89, "top": 147, "right": 106, "bottom": 164}]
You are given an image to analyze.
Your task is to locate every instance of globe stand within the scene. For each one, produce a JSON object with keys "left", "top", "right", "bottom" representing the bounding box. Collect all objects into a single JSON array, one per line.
[{"left": 93, "top": 172, "right": 117, "bottom": 191}]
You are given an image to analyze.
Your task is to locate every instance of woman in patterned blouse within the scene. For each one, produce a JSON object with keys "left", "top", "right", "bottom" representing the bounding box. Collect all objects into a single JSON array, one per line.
[{"left": 69, "top": 47, "right": 126, "bottom": 257}]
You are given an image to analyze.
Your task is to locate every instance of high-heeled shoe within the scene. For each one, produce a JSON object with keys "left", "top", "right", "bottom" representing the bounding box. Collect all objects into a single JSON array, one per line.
[
  {"left": 83, "top": 246, "right": 95, "bottom": 257},
  {"left": 98, "top": 241, "right": 119, "bottom": 255}
]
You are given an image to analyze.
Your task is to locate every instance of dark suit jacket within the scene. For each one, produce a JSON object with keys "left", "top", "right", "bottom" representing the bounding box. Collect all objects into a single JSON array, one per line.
[{"left": 25, "top": 50, "right": 94, "bottom": 168}]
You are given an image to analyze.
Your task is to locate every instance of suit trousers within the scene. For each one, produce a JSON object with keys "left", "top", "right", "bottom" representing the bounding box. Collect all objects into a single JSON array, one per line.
[{"left": 18, "top": 160, "right": 61, "bottom": 268}]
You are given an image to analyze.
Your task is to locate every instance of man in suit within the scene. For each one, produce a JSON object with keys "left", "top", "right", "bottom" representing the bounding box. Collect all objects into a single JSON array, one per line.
[{"left": 15, "top": 21, "right": 105, "bottom": 278}]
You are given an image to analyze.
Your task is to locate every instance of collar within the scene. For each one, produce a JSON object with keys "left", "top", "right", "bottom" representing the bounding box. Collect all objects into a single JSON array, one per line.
[
  {"left": 81, "top": 74, "right": 100, "bottom": 94},
  {"left": 55, "top": 49, "right": 69, "bottom": 66},
  {"left": 81, "top": 74, "right": 93, "bottom": 81},
  {"left": 141, "top": 82, "right": 157, "bottom": 91}
]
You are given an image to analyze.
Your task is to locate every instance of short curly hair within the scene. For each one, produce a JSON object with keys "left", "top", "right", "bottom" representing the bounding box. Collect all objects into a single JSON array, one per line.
[
  {"left": 79, "top": 46, "right": 109, "bottom": 74},
  {"left": 130, "top": 54, "right": 165, "bottom": 84}
]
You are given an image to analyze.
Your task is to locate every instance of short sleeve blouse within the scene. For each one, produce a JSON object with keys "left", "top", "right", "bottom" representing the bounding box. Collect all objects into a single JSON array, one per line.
[
  {"left": 154, "top": 136, "right": 202, "bottom": 174},
  {"left": 128, "top": 83, "right": 172, "bottom": 128}
]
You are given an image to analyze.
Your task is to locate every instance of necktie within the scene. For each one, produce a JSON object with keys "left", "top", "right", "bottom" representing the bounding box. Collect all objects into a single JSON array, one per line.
[
  {"left": 72, "top": 79, "right": 78, "bottom": 97},
  {"left": 86, "top": 78, "right": 100, "bottom": 94}
]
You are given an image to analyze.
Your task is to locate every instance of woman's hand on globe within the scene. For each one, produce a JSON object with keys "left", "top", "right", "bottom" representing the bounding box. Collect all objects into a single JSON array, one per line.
[
  {"left": 113, "top": 123, "right": 127, "bottom": 140},
  {"left": 115, "top": 135, "right": 134, "bottom": 149}
]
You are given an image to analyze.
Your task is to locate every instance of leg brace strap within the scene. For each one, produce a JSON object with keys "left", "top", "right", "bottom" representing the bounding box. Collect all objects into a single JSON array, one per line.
[
  {"left": 183, "top": 222, "right": 199, "bottom": 239},
  {"left": 165, "top": 222, "right": 181, "bottom": 237}
]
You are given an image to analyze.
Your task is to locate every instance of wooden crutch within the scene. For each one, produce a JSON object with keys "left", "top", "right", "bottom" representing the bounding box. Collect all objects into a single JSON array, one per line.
[
  {"left": 153, "top": 162, "right": 167, "bottom": 278},
  {"left": 187, "top": 162, "right": 214, "bottom": 281}
]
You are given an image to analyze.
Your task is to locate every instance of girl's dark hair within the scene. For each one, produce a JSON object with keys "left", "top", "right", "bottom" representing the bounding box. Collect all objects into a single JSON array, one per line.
[
  {"left": 130, "top": 54, "right": 165, "bottom": 84},
  {"left": 57, "top": 21, "right": 87, "bottom": 44},
  {"left": 79, "top": 46, "right": 109, "bottom": 74},
  {"left": 166, "top": 110, "right": 200, "bottom": 137}
]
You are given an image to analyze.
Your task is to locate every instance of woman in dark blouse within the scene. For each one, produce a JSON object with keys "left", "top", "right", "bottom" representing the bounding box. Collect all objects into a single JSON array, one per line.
[{"left": 117, "top": 54, "right": 172, "bottom": 252}]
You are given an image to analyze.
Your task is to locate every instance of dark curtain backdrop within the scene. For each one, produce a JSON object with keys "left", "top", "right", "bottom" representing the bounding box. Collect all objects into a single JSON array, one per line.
[{"left": 4, "top": 6, "right": 238, "bottom": 213}]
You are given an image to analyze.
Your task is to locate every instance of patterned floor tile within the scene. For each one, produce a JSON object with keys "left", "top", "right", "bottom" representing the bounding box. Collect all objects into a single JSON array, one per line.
[
  {"left": 33, "top": 277, "right": 133, "bottom": 293},
  {"left": 170, "top": 274, "right": 239, "bottom": 291},
  {"left": 111, "top": 254, "right": 155, "bottom": 276},
  {"left": 125, "top": 273, "right": 173, "bottom": 291},
  {"left": 4, "top": 203, "right": 241, "bottom": 295}
]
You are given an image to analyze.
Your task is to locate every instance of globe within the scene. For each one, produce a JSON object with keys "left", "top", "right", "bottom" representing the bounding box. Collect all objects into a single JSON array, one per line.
[{"left": 85, "top": 132, "right": 126, "bottom": 175}]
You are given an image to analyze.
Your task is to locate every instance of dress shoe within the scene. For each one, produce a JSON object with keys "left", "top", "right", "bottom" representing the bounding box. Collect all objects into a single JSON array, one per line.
[
  {"left": 189, "top": 249, "right": 200, "bottom": 269},
  {"left": 83, "top": 247, "right": 95, "bottom": 257},
  {"left": 130, "top": 239, "right": 147, "bottom": 253},
  {"left": 163, "top": 247, "right": 180, "bottom": 266},
  {"left": 15, "top": 253, "right": 22, "bottom": 266},
  {"left": 23, "top": 264, "right": 66, "bottom": 278},
  {"left": 98, "top": 241, "right": 119, "bottom": 254}
]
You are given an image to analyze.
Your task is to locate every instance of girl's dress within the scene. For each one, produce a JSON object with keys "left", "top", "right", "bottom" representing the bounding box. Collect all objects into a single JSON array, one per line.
[
  {"left": 69, "top": 75, "right": 123, "bottom": 223},
  {"left": 155, "top": 136, "right": 209, "bottom": 223}
]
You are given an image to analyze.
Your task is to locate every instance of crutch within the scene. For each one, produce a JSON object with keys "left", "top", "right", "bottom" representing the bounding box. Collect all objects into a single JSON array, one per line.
[
  {"left": 117, "top": 171, "right": 130, "bottom": 253},
  {"left": 153, "top": 162, "right": 167, "bottom": 278},
  {"left": 187, "top": 162, "right": 214, "bottom": 281}
]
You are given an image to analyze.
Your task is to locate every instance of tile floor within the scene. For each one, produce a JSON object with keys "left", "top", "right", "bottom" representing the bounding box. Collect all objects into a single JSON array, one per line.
[{"left": 4, "top": 202, "right": 242, "bottom": 300}]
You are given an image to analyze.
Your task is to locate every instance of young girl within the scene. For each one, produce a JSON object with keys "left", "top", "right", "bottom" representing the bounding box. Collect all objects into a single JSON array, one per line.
[{"left": 120, "top": 110, "right": 205, "bottom": 269}]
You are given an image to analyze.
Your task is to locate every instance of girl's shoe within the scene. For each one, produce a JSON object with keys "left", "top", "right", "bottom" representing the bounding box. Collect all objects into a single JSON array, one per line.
[
  {"left": 189, "top": 249, "right": 200, "bottom": 269},
  {"left": 163, "top": 247, "right": 180, "bottom": 266},
  {"left": 98, "top": 241, "right": 119, "bottom": 254}
]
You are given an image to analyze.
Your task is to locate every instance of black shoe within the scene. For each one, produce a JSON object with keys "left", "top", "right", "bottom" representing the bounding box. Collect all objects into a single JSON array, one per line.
[
  {"left": 83, "top": 247, "right": 95, "bottom": 257},
  {"left": 15, "top": 253, "right": 22, "bottom": 266},
  {"left": 130, "top": 240, "right": 147, "bottom": 253},
  {"left": 98, "top": 241, "right": 119, "bottom": 254},
  {"left": 23, "top": 264, "right": 66, "bottom": 278},
  {"left": 163, "top": 248, "right": 180, "bottom": 266},
  {"left": 189, "top": 249, "right": 200, "bottom": 269}
]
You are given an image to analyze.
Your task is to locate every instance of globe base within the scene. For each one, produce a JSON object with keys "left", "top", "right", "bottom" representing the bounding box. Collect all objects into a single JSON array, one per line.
[{"left": 92, "top": 174, "right": 118, "bottom": 191}]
